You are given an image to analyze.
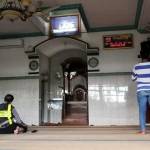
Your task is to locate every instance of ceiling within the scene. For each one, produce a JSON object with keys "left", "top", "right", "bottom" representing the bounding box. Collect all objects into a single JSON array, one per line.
[{"left": 0, "top": 0, "right": 149, "bottom": 39}]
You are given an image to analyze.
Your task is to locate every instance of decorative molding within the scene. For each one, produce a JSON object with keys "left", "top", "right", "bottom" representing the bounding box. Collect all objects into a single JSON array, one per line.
[
  {"left": 137, "top": 29, "right": 150, "bottom": 34},
  {"left": 0, "top": 76, "right": 39, "bottom": 80},
  {"left": 135, "top": 0, "right": 144, "bottom": 28},
  {"left": 0, "top": 39, "right": 24, "bottom": 49},
  {"left": 88, "top": 72, "right": 132, "bottom": 76},
  {"left": 0, "top": 32, "right": 44, "bottom": 39},
  {"left": 89, "top": 25, "right": 135, "bottom": 32},
  {"left": 25, "top": 37, "right": 89, "bottom": 56},
  {"left": 28, "top": 72, "right": 39, "bottom": 75},
  {"left": 28, "top": 55, "right": 39, "bottom": 59}
]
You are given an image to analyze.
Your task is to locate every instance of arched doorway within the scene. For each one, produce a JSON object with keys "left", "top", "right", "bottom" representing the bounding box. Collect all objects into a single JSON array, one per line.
[{"left": 35, "top": 37, "right": 88, "bottom": 125}]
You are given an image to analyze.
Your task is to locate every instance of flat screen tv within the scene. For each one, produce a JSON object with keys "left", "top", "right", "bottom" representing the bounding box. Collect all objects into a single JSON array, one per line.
[{"left": 50, "top": 14, "right": 80, "bottom": 37}]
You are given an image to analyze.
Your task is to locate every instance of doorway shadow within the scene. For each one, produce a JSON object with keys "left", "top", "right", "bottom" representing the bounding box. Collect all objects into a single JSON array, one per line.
[{"left": 61, "top": 57, "right": 88, "bottom": 125}]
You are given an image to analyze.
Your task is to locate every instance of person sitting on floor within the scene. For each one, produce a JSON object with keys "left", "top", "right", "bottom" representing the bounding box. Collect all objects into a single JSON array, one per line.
[{"left": 0, "top": 94, "right": 27, "bottom": 134}]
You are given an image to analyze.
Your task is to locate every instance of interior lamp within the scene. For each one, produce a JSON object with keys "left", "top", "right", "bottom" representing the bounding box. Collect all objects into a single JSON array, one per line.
[{"left": 0, "top": 0, "right": 35, "bottom": 22}]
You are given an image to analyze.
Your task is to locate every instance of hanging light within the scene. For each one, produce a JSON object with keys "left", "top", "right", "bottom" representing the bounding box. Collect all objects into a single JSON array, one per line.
[{"left": 0, "top": 0, "right": 35, "bottom": 22}]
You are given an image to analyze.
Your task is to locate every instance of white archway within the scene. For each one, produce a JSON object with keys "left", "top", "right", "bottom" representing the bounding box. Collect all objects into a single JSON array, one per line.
[
  {"left": 36, "top": 37, "right": 89, "bottom": 125},
  {"left": 35, "top": 37, "right": 88, "bottom": 57}
]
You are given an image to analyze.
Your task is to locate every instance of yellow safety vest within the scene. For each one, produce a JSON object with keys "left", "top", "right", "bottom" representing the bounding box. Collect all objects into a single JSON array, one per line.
[{"left": 0, "top": 104, "right": 13, "bottom": 127}]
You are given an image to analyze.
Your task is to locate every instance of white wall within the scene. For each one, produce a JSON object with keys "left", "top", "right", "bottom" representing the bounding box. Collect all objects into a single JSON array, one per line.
[
  {"left": 0, "top": 30, "right": 150, "bottom": 126},
  {"left": 0, "top": 79, "right": 39, "bottom": 125},
  {"left": 80, "top": 30, "right": 150, "bottom": 126},
  {"left": 88, "top": 74, "right": 138, "bottom": 126},
  {"left": 81, "top": 30, "right": 150, "bottom": 73},
  {"left": 0, "top": 36, "right": 47, "bottom": 125},
  {"left": 0, "top": 48, "right": 29, "bottom": 77},
  {"left": 0, "top": 36, "right": 47, "bottom": 77}
]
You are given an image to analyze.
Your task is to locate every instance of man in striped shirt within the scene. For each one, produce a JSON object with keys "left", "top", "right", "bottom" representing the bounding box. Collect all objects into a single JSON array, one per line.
[{"left": 132, "top": 50, "right": 150, "bottom": 134}]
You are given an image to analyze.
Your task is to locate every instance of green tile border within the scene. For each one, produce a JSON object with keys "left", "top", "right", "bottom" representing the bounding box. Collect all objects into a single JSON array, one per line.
[
  {"left": 0, "top": 32, "right": 44, "bottom": 39},
  {"left": 0, "top": 73, "right": 132, "bottom": 79},
  {"left": 137, "top": 29, "right": 150, "bottom": 34},
  {"left": 134, "top": 0, "right": 144, "bottom": 28},
  {"left": 0, "top": 76, "right": 39, "bottom": 80},
  {"left": 88, "top": 72, "right": 132, "bottom": 77},
  {"left": 89, "top": 25, "right": 135, "bottom": 32}
]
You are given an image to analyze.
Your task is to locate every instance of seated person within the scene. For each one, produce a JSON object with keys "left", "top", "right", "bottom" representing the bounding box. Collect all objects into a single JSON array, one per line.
[{"left": 0, "top": 94, "right": 27, "bottom": 134}]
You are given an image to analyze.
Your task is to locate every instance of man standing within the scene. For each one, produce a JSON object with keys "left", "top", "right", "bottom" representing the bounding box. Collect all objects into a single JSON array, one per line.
[{"left": 132, "top": 48, "right": 150, "bottom": 134}]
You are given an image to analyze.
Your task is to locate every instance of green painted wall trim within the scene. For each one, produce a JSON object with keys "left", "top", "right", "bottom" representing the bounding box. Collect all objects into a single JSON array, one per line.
[
  {"left": 137, "top": 29, "right": 150, "bottom": 34},
  {"left": 55, "top": 3, "right": 82, "bottom": 11},
  {"left": 135, "top": 0, "right": 144, "bottom": 28},
  {"left": 88, "top": 72, "right": 132, "bottom": 77},
  {"left": 89, "top": 25, "right": 135, "bottom": 32},
  {"left": 77, "top": 4, "right": 90, "bottom": 32},
  {"left": 0, "top": 32, "right": 44, "bottom": 39},
  {"left": 0, "top": 73, "right": 131, "bottom": 79},
  {"left": 0, "top": 76, "right": 39, "bottom": 80}
]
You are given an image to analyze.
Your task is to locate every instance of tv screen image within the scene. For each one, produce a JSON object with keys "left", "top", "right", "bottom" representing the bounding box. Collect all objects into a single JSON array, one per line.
[{"left": 50, "top": 15, "right": 80, "bottom": 37}]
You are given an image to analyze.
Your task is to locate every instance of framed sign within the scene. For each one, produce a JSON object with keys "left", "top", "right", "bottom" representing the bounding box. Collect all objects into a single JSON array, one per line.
[{"left": 103, "top": 34, "right": 133, "bottom": 49}]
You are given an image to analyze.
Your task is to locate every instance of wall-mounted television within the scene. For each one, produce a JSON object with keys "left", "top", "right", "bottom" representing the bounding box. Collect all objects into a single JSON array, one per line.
[{"left": 50, "top": 14, "right": 80, "bottom": 37}]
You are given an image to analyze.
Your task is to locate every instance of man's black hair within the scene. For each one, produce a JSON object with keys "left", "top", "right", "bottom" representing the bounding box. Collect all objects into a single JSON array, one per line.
[
  {"left": 140, "top": 50, "right": 150, "bottom": 59},
  {"left": 4, "top": 94, "right": 14, "bottom": 103},
  {"left": 140, "top": 41, "right": 150, "bottom": 60}
]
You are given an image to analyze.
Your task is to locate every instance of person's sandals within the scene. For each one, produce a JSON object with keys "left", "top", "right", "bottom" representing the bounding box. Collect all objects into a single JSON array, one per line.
[
  {"left": 137, "top": 130, "right": 146, "bottom": 135},
  {"left": 31, "top": 129, "right": 38, "bottom": 133}
]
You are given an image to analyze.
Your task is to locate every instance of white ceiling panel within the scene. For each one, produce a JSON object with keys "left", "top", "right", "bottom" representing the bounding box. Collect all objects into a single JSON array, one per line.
[
  {"left": 0, "top": 0, "right": 149, "bottom": 37},
  {"left": 82, "top": 0, "right": 137, "bottom": 27}
]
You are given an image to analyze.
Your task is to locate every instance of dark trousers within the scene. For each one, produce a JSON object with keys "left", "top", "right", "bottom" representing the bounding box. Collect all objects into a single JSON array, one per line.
[
  {"left": 0, "top": 123, "right": 17, "bottom": 134},
  {"left": 0, "top": 123, "right": 27, "bottom": 134}
]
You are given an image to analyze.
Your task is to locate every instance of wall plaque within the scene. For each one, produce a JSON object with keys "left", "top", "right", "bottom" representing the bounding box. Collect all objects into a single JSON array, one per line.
[{"left": 103, "top": 34, "right": 133, "bottom": 49}]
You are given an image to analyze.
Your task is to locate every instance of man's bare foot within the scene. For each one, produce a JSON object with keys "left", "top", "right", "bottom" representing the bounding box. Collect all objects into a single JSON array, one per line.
[
  {"left": 14, "top": 126, "right": 20, "bottom": 134},
  {"left": 137, "top": 131, "right": 146, "bottom": 135}
]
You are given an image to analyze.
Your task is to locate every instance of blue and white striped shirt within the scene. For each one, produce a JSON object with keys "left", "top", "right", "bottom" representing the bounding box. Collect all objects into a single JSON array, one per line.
[{"left": 132, "top": 62, "right": 150, "bottom": 92}]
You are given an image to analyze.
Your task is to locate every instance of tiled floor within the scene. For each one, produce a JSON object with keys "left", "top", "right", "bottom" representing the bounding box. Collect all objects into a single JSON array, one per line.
[{"left": 0, "top": 126, "right": 150, "bottom": 150}]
